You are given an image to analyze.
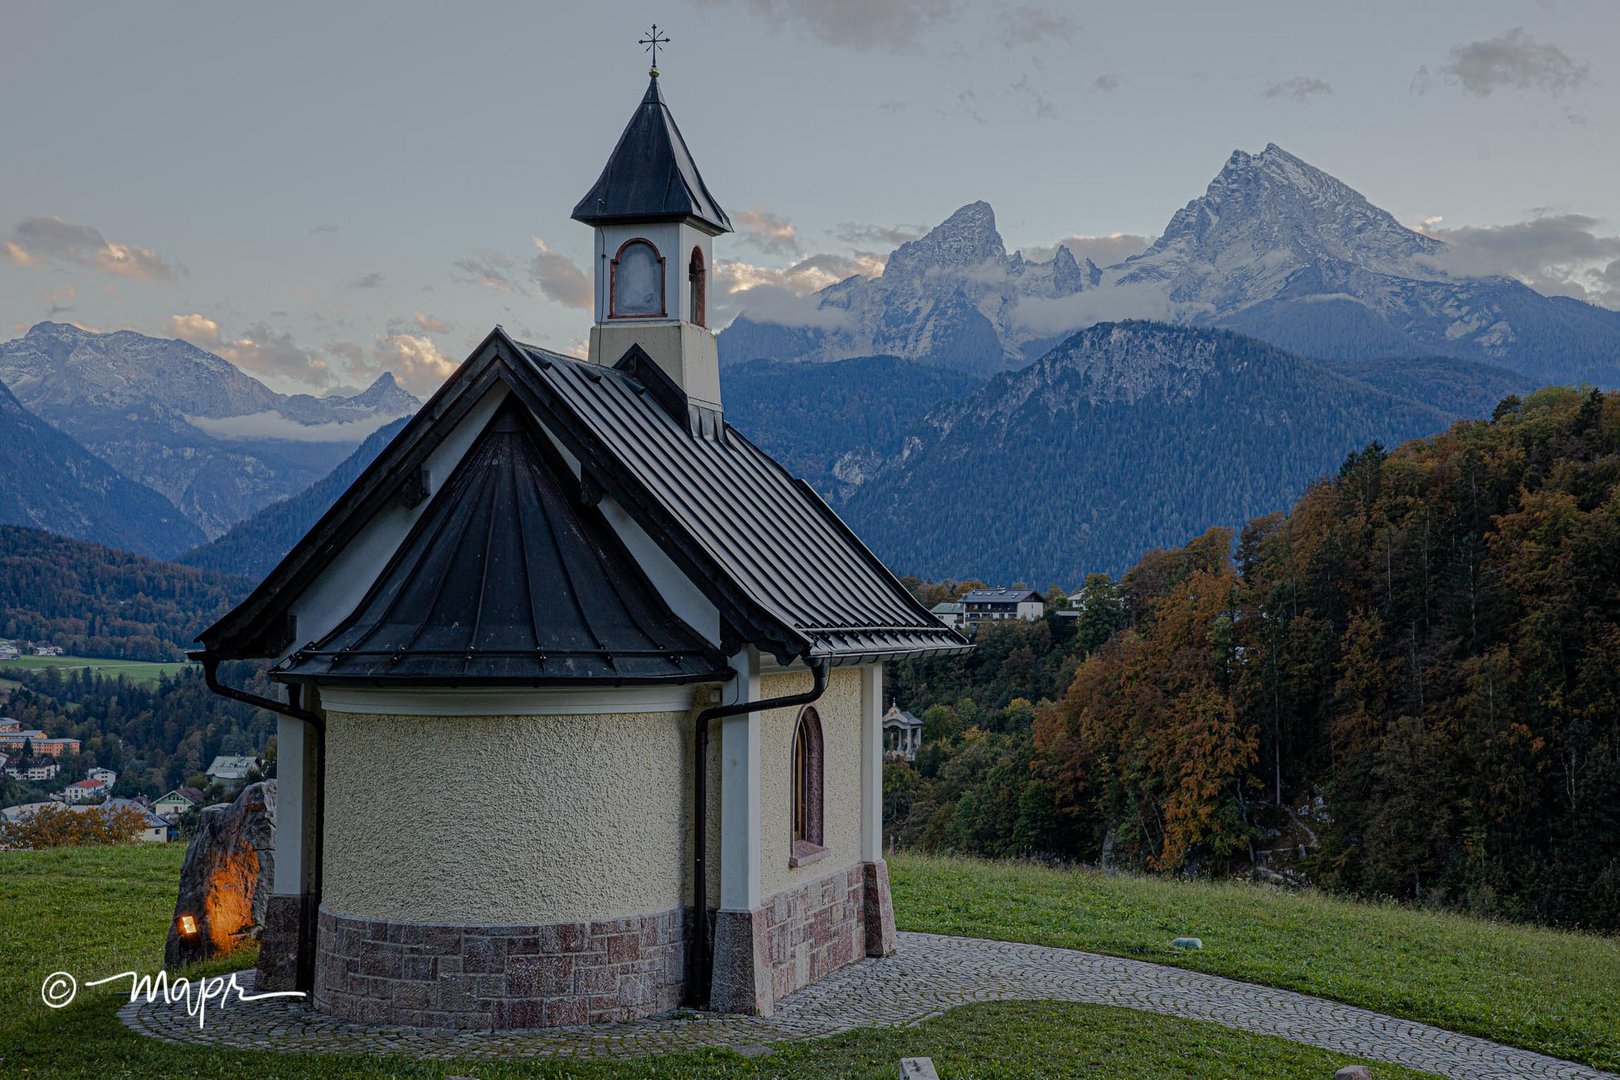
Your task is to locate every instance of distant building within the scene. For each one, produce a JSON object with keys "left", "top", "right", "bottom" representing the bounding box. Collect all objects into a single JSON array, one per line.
[
  {"left": 960, "top": 588, "right": 1046, "bottom": 626},
  {"left": 205, "top": 755, "right": 259, "bottom": 783},
  {"left": 882, "top": 703, "right": 925, "bottom": 762},
  {"left": 0, "top": 730, "right": 79, "bottom": 757},
  {"left": 64, "top": 778, "right": 110, "bottom": 804},
  {"left": 154, "top": 788, "right": 205, "bottom": 820},
  {"left": 6, "top": 758, "right": 61, "bottom": 782},
  {"left": 0, "top": 717, "right": 19, "bottom": 733},
  {"left": 87, "top": 766, "right": 118, "bottom": 786},
  {"left": 930, "top": 601, "right": 966, "bottom": 630},
  {"left": 1, "top": 798, "right": 169, "bottom": 842},
  {"left": 33, "top": 645, "right": 63, "bottom": 657},
  {"left": 0, "top": 642, "right": 17, "bottom": 660}
]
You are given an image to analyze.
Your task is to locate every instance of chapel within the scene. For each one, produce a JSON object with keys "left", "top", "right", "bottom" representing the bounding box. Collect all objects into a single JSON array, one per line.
[{"left": 193, "top": 65, "right": 968, "bottom": 1029}]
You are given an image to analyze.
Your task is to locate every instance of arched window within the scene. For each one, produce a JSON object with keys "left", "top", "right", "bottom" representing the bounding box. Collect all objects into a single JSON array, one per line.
[
  {"left": 790, "top": 706, "right": 824, "bottom": 860},
  {"left": 610, "top": 239, "right": 664, "bottom": 318},
  {"left": 687, "top": 246, "right": 706, "bottom": 327}
]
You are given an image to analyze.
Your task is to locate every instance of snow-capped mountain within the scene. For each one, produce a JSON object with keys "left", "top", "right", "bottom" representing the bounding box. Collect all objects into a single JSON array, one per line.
[
  {"left": 721, "top": 201, "right": 1100, "bottom": 374},
  {"left": 0, "top": 323, "right": 421, "bottom": 538},
  {"left": 720, "top": 145, "right": 1620, "bottom": 387}
]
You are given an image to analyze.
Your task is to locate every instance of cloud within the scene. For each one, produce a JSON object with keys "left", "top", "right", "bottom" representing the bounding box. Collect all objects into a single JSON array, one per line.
[
  {"left": 528, "top": 238, "right": 592, "bottom": 310},
  {"left": 1010, "top": 75, "right": 1057, "bottom": 119},
  {"left": 42, "top": 284, "right": 75, "bottom": 317},
  {"left": 312, "top": 224, "right": 340, "bottom": 235},
  {"left": 368, "top": 332, "right": 459, "bottom": 395},
  {"left": 733, "top": 205, "right": 801, "bottom": 256},
  {"left": 878, "top": 100, "right": 909, "bottom": 112},
  {"left": 350, "top": 271, "right": 385, "bottom": 288},
  {"left": 1092, "top": 73, "right": 1121, "bottom": 94},
  {"left": 1421, "top": 213, "right": 1620, "bottom": 307},
  {"left": 412, "top": 312, "right": 451, "bottom": 334},
  {"left": 693, "top": 0, "right": 955, "bottom": 53},
  {"left": 187, "top": 411, "right": 401, "bottom": 443},
  {"left": 216, "top": 322, "right": 333, "bottom": 387},
  {"left": 1009, "top": 282, "right": 1183, "bottom": 334},
  {"left": 167, "top": 313, "right": 222, "bottom": 347},
  {"left": 1439, "top": 28, "right": 1589, "bottom": 97},
  {"left": 454, "top": 250, "right": 521, "bottom": 294},
  {"left": 713, "top": 251, "right": 885, "bottom": 329},
  {"left": 4, "top": 216, "right": 179, "bottom": 281},
  {"left": 1262, "top": 76, "right": 1334, "bottom": 101},
  {"left": 835, "top": 222, "right": 928, "bottom": 249},
  {"left": 997, "top": 4, "right": 1078, "bottom": 46},
  {"left": 956, "top": 88, "right": 988, "bottom": 124}
]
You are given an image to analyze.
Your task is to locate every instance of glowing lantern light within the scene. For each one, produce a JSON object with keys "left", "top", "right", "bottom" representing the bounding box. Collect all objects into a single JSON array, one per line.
[{"left": 176, "top": 914, "right": 200, "bottom": 938}]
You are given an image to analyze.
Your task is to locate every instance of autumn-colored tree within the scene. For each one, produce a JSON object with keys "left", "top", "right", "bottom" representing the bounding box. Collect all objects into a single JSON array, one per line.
[{"left": 0, "top": 803, "right": 149, "bottom": 849}]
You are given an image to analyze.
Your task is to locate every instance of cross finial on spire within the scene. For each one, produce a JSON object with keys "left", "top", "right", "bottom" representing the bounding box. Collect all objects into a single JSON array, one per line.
[{"left": 639, "top": 23, "right": 670, "bottom": 77}]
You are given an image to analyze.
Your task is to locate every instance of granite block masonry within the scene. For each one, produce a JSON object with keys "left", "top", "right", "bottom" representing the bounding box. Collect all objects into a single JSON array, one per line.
[{"left": 313, "top": 907, "right": 688, "bottom": 1029}]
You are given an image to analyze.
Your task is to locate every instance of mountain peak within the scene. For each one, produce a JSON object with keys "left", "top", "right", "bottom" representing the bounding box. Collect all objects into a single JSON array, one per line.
[{"left": 883, "top": 201, "right": 1006, "bottom": 280}]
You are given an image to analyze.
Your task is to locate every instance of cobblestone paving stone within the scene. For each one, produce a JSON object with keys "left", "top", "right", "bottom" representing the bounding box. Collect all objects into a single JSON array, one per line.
[{"left": 120, "top": 932, "right": 1616, "bottom": 1079}]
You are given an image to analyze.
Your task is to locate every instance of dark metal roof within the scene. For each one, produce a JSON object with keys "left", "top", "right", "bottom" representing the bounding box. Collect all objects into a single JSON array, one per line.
[
  {"left": 571, "top": 77, "right": 732, "bottom": 234},
  {"left": 961, "top": 589, "right": 1045, "bottom": 604},
  {"left": 274, "top": 400, "right": 730, "bottom": 687},
  {"left": 509, "top": 341, "right": 968, "bottom": 665},
  {"left": 198, "top": 329, "right": 968, "bottom": 670}
]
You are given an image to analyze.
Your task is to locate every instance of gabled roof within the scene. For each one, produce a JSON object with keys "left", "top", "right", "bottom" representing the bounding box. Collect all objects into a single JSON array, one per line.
[
  {"left": 197, "top": 330, "right": 968, "bottom": 671},
  {"left": 275, "top": 400, "right": 730, "bottom": 687},
  {"left": 961, "top": 589, "right": 1045, "bottom": 604},
  {"left": 572, "top": 77, "right": 732, "bottom": 234}
]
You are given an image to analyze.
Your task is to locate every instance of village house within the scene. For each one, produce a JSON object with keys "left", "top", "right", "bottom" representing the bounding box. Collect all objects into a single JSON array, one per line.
[
  {"left": 960, "top": 588, "right": 1046, "bottom": 626},
  {"left": 87, "top": 766, "right": 117, "bottom": 786},
  {"left": 153, "top": 787, "right": 204, "bottom": 820},
  {"left": 0, "top": 717, "right": 19, "bottom": 733},
  {"left": 0, "top": 642, "right": 18, "bottom": 660},
  {"left": 191, "top": 67, "right": 968, "bottom": 1031},
  {"left": 929, "top": 601, "right": 966, "bottom": 630},
  {"left": 0, "top": 730, "right": 81, "bottom": 757},
  {"left": 205, "top": 754, "right": 259, "bottom": 784},
  {"left": 881, "top": 703, "right": 925, "bottom": 762},
  {"left": 5, "top": 758, "right": 60, "bottom": 782},
  {"left": 63, "top": 777, "right": 110, "bottom": 804},
  {"left": 1, "top": 798, "right": 170, "bottom": 842}
]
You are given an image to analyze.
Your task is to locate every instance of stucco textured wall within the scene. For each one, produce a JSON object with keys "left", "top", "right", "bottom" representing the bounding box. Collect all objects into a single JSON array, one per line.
[
  {"left": 758, "top": 667, "right": 864, "bottom": 898},
  {"left": 322, "top": 710, "right": 696, "bottom": 924}
]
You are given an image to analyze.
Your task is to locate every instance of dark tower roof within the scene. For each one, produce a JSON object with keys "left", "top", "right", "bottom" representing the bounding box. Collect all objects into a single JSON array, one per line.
[
  {"left": 274, "top": 400, "right": 730, "bottom": 686},
  {"left": 572, "top": 77, "right": 732, "bottom": 234}
]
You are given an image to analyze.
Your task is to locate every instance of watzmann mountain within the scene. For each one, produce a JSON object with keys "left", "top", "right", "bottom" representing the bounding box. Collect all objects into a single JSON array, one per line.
[
  {"left": 720, "top": 144, "right": 1620, "bottom": 388},
  {"left": 0, "top": 322, "right": 420, "bottom": 538}
]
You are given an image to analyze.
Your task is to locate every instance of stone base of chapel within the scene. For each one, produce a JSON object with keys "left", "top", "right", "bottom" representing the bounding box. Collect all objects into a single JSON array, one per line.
[
  {"left": 709, "top": 859, "right": 897, "bottom": 1017},
  {"left": 256, "top": 892, "right": 313, "bottom": 993},
  {"left": 311, "top": 906, "right": 688, "bottom": 1029}
]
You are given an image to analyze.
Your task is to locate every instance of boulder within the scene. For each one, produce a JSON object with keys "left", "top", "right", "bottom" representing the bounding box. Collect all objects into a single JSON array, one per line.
[
  {"left": 164, "top": 780, "right": 275, "bottom": 968},
  {"left": 1334, "top": 1067, "right": 1374, "bottom": 1080}
]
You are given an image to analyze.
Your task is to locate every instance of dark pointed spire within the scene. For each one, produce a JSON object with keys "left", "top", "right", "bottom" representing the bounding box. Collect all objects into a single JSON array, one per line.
[{"left": 572, "top": 78, "right": 732, "bottom": 235}]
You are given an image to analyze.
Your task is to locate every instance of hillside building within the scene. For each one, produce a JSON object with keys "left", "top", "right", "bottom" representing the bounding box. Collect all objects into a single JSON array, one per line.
[
  {"left": 960, "top": 588, "right": 1046, "bottom": 625},
  {"left": 193, "top": 66, "right": 968, "bottom": 1031},
  {"left": 881, "top": 703, "right": 925, "bottom": 762}
]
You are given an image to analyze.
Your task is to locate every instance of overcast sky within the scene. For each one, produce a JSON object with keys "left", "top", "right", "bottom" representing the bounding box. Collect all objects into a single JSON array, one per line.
[{"left": 3, "top": 0, "right": 1617, "bottom": 395}]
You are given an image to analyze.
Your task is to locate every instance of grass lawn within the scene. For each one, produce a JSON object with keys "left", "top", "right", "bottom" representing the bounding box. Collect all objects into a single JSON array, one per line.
[
  {"left": 891, "top": 852, "right": 1620, "bottom": 1072},
  {"left": 0, "top": 655, "right": 195, "bottom": 686},
  {"left": 0, "top": 846, "right": 1435, "bottom": 1079}
]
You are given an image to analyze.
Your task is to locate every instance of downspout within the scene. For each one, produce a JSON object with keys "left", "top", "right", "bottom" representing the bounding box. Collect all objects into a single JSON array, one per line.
[
  {"left": 193, "top": 651, "right": 325, "bottom": 994},
  {"left": 688, "top": 656, "right": 828, "bottom": 1007}
]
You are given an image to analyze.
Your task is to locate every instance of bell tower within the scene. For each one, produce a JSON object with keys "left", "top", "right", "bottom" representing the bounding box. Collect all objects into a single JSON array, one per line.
[{"left": 572, "top": 44, "right": 732, "bottom": 411}]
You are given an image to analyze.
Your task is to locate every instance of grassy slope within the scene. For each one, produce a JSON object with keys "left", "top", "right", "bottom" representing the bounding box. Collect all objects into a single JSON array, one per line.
[
  {"left": 0, "top": 846, "right": 1432, "bottom": 1079},
  {"left": 891, "top": 853, "right": 1620, "bottom": 1071},
  {"left": 0, "top": 655, "right": 195, "bottom": 685}
]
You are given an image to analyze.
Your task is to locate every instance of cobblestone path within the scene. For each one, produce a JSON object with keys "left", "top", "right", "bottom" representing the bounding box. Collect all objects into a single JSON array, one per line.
[{"left": 120, "top": 931, "right": 1614, "bottom": 1078}]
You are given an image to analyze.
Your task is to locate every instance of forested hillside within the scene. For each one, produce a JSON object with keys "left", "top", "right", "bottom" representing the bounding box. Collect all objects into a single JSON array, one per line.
[
  {"left": 180, "top": 415, "right": 410, "bottom": 580},
  {"left": 889, "top": 387, "right": 1620, "bottom": 929},
  {"left": 724, "top": 356, "right": 983, "bottom": 495},
  {"left": 0, "top": 526, "right": 249, "bottom": 660}
]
